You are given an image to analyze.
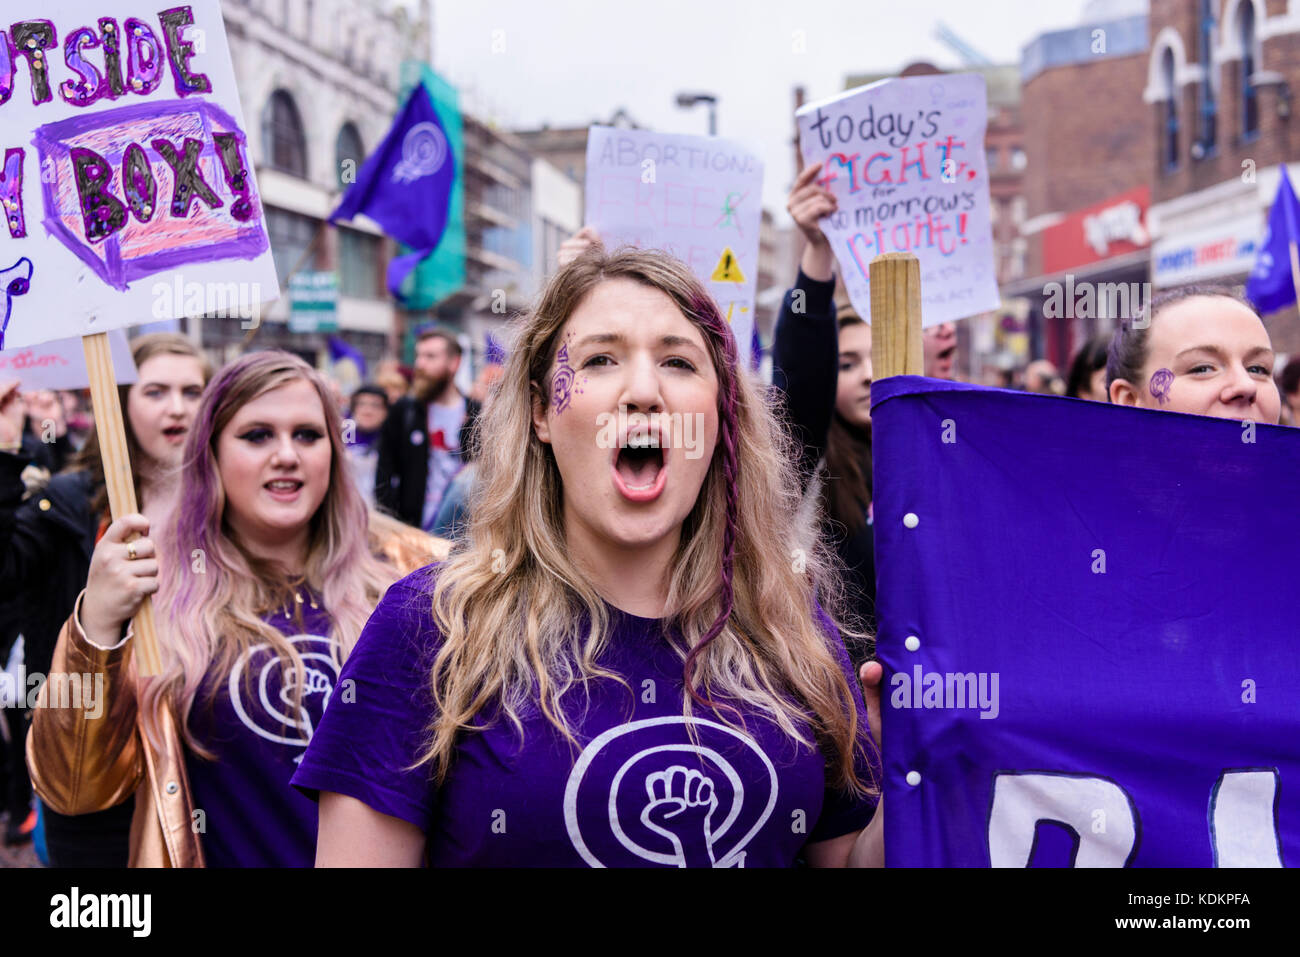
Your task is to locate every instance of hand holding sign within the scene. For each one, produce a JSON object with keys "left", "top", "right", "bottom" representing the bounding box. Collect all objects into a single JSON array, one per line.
[
  {"left": 795, "top": 73, "right": 998, "bottom": 327},
  {"left": 787, "top": 161, "right": 837, "bottom": 283}
]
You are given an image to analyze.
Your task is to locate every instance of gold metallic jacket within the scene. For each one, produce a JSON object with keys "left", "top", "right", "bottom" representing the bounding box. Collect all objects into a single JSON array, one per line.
[{"left": 27, "top": 523, "right": 448, "bottom": 868}]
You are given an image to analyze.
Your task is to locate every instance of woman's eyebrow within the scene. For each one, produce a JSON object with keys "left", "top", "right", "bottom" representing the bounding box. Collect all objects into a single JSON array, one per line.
[
  {"left": 574, "top": 332, "right": 706, "bottom": 354},
  {"left": 1174, "top": 344, "right": 1228, "bottom": 361}
]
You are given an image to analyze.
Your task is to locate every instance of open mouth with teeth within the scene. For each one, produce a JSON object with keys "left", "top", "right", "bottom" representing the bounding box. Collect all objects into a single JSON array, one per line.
[
  {"left": 162, "top": 425, "right": 188, "bottom": 441},
  {"left": 612, "top": 438, "right": 667, "bottom": 502},
  {"left": 264, "top": 479, "right": 304, "bottom": 499}
]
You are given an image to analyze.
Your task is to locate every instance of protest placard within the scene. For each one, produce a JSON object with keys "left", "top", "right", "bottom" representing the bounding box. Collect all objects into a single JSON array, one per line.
[
  {"left": 795, "top": 73, "right": 999, "bottom": 327},
  {"left": 0, "top": 0, "right": 278, "bottom": 350},
  {"left": 1, "top": 1, "right": 276, "bottom": 677},
  {"left": 0, "top": 328, "right": 135, "bottom": 390},
  {"left": 585, "top": 125, "right": 762, "bottom": 367}
]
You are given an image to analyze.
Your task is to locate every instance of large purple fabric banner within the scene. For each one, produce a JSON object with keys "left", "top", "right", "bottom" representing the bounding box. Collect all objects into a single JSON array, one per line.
[{"left": 872, "top": 376, "right": 1298, "bottom": 867}]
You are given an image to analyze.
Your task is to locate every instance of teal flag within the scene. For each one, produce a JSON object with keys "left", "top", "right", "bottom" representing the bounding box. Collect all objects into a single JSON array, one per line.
[{"left": 398, "top": 63, "right": 465, "bottom": 310}]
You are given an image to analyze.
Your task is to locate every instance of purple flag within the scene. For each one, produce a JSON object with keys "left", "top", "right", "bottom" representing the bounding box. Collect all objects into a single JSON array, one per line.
[
  {"left": 873, "top": 376, "right": 1298, "bottom": 867},
  {"left": 1246, "top": 165, "right": 1300, "bottom": 313},
  {"left": 330, "top": 83, "right": 455, "bottom": 301}
]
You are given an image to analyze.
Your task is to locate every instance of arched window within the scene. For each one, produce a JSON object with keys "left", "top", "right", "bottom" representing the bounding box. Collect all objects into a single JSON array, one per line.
[
  {"left": 1239, "top": 1, "right": 1259, "bottom": 138},
  {"left": 262, "top": 90, "right": 307, "bottom": 178},
  {"left": 1163, "top": 48, "right": 1179, "bottom": 170},
  {"left": 1194, "top": 0, "right": 1216, "bottom": 157},
  {"left": 336, "top": 123, "right": 365, "bottom": 189}
]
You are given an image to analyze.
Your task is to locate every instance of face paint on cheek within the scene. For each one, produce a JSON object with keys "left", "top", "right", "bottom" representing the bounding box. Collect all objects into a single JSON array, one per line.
[
  {"left": 1149, "top": 368, "right": 1174, "bottom": 405},
  {"left": 551, "top": 335, "right": 576, "bottom": 414}
]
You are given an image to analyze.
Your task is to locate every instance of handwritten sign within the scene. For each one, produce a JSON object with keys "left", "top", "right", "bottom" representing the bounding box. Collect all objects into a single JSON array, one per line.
[
  {"left": 0, "top": 328, "right": 135, "bottom": 389},
  {"left": 585, "top": 126, "right": 763, "bottom": 368},
  {"left": 0, "top": 1, "right": 277, "bottom": 349},
  {"left": 795, "top": 73, "right": 998, "bottom": 327}
]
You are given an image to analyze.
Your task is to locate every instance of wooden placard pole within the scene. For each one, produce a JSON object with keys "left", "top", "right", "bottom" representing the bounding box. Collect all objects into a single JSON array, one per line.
[
  {"left": 1289, "top": 240, "right": 1300, "bottom": 310},
  {"left": 869, "top": 252, "right": 924, "bottom": 379},
  {"left": 82, "top": 332, "right": 164, "bottom": 676}
]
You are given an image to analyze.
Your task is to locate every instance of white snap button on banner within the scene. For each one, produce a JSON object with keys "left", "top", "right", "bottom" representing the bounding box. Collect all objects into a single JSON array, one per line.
[
  {"left": 903, "top": 512, "right": 919, "bottom": 528},
  {"left": 905, "top": 635, "right": 920, "bottom": 651},
  {"left": 906, "top": 771, "right": 921, "bottom": 786}
]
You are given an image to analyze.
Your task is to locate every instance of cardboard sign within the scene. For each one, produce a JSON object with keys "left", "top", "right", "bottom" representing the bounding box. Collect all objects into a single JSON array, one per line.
[
  {"left": 795, "top": 73, "right": 999, "bottom": 327},
  {"left": 0, "top": 1, "right": 278, "bottom": 349},
  {"left": 585, "top": 125, "right": 762, "bottom": 368},
  {"left": 0, "top": 327, "right": 135, "bottom": 389}
]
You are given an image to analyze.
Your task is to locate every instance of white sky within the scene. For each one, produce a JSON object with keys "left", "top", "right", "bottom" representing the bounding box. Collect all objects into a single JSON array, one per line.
[{"left": 418, "top": 0, "right": 1095, "bottom": 218}]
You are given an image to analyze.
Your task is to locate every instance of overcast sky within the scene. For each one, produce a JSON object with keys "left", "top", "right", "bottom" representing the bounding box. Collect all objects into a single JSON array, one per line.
[{"left": 421, "top": 0, "right": 1096, "bottom": 218}]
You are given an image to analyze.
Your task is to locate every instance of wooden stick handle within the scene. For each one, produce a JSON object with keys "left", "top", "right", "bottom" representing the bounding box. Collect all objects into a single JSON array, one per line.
[
  {"left": 869, "top": 252, "right": 924, "bottom": 379},
  {"left": 82, "top": 332, "right": 164, "bottom": 676},
  {"left": 1289, "top": 240, "right": 1300, "bottom": 307}
]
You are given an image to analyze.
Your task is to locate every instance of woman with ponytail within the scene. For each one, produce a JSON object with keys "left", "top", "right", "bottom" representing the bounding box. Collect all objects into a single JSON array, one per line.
[
  {"left": 27, "top": 351, "right": 446, "bottom": 866},
  {"left": 294, "top": 246, "right": 884, "bottom": 868}
]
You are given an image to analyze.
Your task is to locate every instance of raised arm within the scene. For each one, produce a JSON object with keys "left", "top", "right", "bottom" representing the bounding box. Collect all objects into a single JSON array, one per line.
[{"left": 771, "top": 162, "right": 841, "bottom": 490}]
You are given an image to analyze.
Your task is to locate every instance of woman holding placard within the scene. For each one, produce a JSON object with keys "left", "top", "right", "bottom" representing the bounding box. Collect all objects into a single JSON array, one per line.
[
  {"left": 26, "top": 350, "right": 448, "bottom": 867},
  {"left": 0, "top": 332, "right": 209, "bottom": 865},
  {"left": 293, "top": 245, "right": 884, "bottom": 868}
]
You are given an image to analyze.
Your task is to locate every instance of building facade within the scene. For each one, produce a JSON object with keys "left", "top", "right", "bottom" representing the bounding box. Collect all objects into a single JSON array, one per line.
[
  {"left": 209, "top": 0, "right": 431, "bottom": 370},
  {"left": 1146, "top": 0, "right": 1300, "bottom": 353},
  {"left": 1009, "top": 5, "right": 1152, "bottom": 369}
]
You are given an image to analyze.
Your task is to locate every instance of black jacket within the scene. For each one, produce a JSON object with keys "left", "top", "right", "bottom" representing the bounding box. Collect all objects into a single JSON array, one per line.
[
  {"left": 0, "top": 451, "right": 97, "bottom": 678},
  {"left": 772, "top": 269, "right": 877, "bottom": 662},
  {"left": 374, "top": 394, "right": 481, "bottom": 528}
]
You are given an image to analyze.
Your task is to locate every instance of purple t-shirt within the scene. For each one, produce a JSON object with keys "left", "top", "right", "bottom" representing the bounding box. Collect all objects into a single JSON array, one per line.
[
  {"left": 187, "top": 598, "right": 336, "bottom": 867},
  {"left": 291, "top": 566, "right": 878, "bottom": 867}
]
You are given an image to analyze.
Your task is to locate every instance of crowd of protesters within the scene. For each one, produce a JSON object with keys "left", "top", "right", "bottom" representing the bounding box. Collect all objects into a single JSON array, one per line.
[{"left": 0, "top": 159, "right": 1293, "bottom": 866}]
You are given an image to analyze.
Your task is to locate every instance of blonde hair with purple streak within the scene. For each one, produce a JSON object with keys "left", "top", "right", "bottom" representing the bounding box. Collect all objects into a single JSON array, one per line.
[{"left": 419, "top": 246, "right": 875, "bottom": 796}]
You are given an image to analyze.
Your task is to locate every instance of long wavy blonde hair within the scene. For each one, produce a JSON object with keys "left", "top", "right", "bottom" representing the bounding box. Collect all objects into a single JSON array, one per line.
[
  {"left": 143, "top": 351, "right": 403, "bottom": 756},
  {"left": 422, "top": 247, "right": 875, "bottom": 795}
]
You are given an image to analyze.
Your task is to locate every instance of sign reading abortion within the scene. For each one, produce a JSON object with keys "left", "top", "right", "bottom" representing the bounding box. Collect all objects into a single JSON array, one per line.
[
  {"left": 585, "top": 125, "right": 763, "bottom": 369},
  {"left": 0, "top": 0, "right": 277, "bottom": 349},
  {"left": 0, "top": 327, "right": 135, "bottom": 389},
  {"left": 871, "top": 376, "right": 1300, "bottom": 866},
  {"left": 795, "top": 73, "right": 998, "bottom": 327}
]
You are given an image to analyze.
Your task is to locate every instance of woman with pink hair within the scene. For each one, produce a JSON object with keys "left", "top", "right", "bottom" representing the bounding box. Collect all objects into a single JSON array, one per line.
[
  {"left": 27, "top": 351, "right": 446, "bottom": 867},
  {"left": 295, "top": 246, "right": 885, "bottom": 867}
]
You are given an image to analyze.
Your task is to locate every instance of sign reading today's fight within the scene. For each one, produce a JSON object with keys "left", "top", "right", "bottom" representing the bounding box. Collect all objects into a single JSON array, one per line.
[
  {"left": 795, "top": 73, "right": 999, "bottom": 327},
  {"left": 0, "top": 0, "right": 278, "bottom": 349},
  {"left": 585, "top": 125, "right": 763, "bottom": 369}
]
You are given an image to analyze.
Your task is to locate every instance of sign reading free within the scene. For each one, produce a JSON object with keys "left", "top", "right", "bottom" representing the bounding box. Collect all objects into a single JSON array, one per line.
[{"left": 0, "top": 1, "right": 278, "bottom": 350}]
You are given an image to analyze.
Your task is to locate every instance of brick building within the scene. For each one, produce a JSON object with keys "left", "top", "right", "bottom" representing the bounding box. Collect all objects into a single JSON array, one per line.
[
  {"left": 1006, "top": 6, "right": 1152, "bottom": 368},
  {"left": 1146, "top": 0, "right": 1300, "bottom": 353}
]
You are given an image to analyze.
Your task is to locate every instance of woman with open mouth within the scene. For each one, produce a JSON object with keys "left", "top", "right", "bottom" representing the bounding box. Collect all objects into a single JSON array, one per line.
[
  {"left": 27, "top": 351, "right": 449, "bottom": 867},
  {"left": 294, "top": 246, "right": 884, "bottom": 868}
]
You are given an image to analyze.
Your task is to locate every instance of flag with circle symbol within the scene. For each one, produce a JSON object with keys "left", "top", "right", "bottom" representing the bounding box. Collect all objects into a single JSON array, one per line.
[{"left": 330, "top": 81, "right": 456, "bottom": 301}]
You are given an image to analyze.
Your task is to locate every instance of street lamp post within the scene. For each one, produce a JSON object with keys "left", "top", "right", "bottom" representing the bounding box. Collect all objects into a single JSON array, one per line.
[{"left": 675, "top": 92, "right": 718, "bottom": 135}]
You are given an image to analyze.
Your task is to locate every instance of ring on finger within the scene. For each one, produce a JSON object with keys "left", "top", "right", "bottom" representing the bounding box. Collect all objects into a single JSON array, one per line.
[{"left": 126, "top": 541, "right": 137, "bottom": 561}]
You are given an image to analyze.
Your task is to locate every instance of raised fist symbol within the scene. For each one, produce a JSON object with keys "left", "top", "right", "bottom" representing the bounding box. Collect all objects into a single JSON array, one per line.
[{"left": 640, "top": 765, "right": 719, "bottom": 868}]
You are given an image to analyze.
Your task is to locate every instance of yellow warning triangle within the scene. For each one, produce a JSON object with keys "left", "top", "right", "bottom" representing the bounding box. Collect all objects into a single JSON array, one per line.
[{"left": 711, "top": 247, "right": 746, "bottom": 283}]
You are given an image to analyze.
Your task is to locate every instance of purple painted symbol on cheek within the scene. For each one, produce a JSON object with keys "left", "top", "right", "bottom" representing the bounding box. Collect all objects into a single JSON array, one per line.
[
  {"left": 552, "top": 339, "right": 575, "bottom": 414},
  {"left": 1149, "top": 368, "right": 1174, "bottom": 405}
]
